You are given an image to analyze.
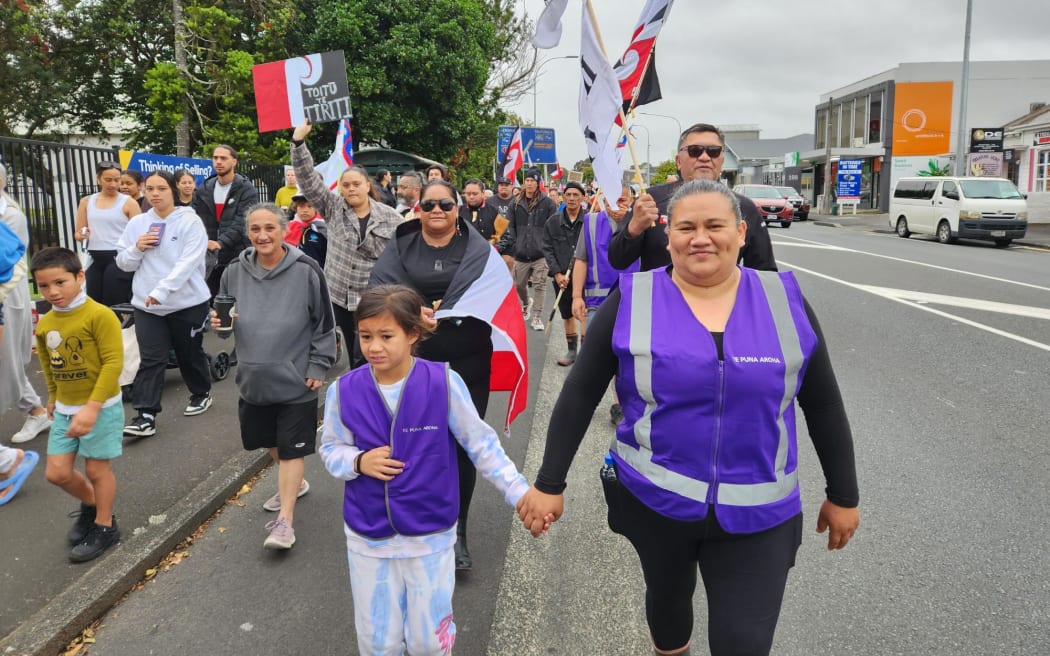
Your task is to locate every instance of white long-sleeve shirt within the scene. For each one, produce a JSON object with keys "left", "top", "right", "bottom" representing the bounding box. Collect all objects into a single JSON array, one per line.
[
  {"left": 116, "top": 207, "right": 210, "bottom": 315},
  {"left": 320, "top": 364, "right": 529, "bottom": 558}
]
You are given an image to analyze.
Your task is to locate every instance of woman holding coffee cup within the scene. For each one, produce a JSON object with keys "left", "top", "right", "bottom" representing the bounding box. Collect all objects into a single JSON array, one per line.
[{"left": 211, "top": 202, "right": 336, "bottom": 550}]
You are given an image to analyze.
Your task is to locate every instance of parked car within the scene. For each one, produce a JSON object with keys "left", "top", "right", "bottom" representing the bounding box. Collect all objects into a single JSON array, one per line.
[
  {"left": 774, "top": 185, "right": 810, "bottom": 220},
  {"left": 889, "top": 176, "right": 1027, "bottom": 248},
  {"left": 733, "top": 184, "right": 794, "bottom": 228}
]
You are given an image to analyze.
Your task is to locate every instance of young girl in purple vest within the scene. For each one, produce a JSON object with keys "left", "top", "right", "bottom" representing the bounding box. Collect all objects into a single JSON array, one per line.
[{"left": 319, "top": 284, "right": 541, "bottom": 656}]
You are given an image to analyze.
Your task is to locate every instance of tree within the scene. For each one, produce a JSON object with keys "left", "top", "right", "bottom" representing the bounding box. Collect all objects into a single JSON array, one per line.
[
  {"left": 298, "top": 0, "right": 496, "bottom": 161},
  {"left": 449, "top": 110, "right": 529, "bottom": 184},
  {"left": 653, "top": 159, "right": 679, "bottom": 183}
]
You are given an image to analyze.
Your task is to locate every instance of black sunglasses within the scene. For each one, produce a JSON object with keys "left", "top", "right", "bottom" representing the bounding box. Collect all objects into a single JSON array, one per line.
[
  {"left": 420, "top": 198, "right": 456, "bottom": 212},
  {"left": 96, "top": 160, "right": 121, "bottom": 172},
  {"left": 679, "top": 145, "right": 723, "bottom": 159}
]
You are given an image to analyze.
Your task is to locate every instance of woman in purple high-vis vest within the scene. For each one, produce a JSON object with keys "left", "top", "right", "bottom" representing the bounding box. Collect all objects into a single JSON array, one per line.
[{"left": 518, "top": 179, "right": 861, "bottom": 656}]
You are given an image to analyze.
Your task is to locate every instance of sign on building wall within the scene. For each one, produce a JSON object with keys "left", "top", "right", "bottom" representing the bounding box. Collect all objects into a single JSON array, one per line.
[
  {"left": 892, "top": 81, "right": 953, "bottom": 156},
  {"left": 836, "top": 158, "right": 863, "bottom": 201},
  {"left": 969, "top": 128, "right": 1004, "bottom": 153},
  {"left": 967, "top": 152, "right": 1004, "bottom": 177},
  {"left": 1034, "top": 130, "right": 1050, "bottom": 146}
]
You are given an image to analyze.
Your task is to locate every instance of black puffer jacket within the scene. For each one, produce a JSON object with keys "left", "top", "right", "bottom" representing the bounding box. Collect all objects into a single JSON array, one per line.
[{"left": 497, "top": 193, "right": 558, "bottom": 262}]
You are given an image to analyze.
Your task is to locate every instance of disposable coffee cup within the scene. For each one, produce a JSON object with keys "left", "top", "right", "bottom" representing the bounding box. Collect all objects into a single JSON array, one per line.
[{"left": 214, "top": 294, "right": 236, "bottom": 335}]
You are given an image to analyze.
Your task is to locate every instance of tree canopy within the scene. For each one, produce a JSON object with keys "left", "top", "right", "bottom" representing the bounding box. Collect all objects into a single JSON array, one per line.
[{"left": 0, "top": 1, "right": 537, "bottom": 166}]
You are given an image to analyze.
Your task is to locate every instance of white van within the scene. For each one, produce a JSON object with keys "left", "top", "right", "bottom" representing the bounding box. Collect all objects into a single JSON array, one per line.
[{"left": 889, "top": 177, "right": 1028, "bottom": 248}]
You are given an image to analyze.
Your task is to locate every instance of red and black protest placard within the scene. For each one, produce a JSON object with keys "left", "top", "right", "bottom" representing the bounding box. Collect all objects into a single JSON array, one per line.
[{"left": 252, "top": 51, "right": 352, "bottom": 133}]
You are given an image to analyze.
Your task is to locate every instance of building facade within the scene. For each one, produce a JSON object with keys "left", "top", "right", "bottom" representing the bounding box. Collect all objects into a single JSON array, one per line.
[{"left": 804, "top": 60, "right": 1050, "bottom": 218}]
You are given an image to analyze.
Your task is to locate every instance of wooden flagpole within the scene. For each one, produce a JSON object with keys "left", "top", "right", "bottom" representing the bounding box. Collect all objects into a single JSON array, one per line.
[{"left": 584, "top": 0, "right": 647, "bottom": 193}]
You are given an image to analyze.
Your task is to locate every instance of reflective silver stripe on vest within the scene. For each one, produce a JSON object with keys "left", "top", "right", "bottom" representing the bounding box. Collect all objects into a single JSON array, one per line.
[
  {"left": 584, "top": 287, "right": 610, "bottom": 297},
  {"left": 617, "top": 270, "right": 806, "bottom": 508},
  {"left": 717, "top": 271, "right": 804, "bottom": 507},
  {"left": 615, "top": 271, "right": 710, "bottom": 504},
  {"left": 587, "top": 213, "right": 601, "bottom": 288}
]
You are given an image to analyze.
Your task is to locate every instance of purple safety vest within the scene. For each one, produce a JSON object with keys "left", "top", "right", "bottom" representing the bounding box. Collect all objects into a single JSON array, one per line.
[
  {"left": 611, "top": 267, "right": 817, "bottom": 534},
  {"left": 337, "top": 358, "right": 459, "bottom": 539},
  {"left": 582, "top": 211, "right": 639, "bottom": 308}
]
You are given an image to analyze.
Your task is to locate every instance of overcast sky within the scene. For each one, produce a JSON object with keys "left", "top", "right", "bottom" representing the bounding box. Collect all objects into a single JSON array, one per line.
[{"left": 506, "top": 0, "right": 1050, "bottom": 168}]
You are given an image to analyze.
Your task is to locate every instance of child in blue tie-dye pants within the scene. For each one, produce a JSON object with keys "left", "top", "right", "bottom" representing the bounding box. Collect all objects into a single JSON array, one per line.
[{"left": 320, "top": 285, "right": 546, "bottom": 655}]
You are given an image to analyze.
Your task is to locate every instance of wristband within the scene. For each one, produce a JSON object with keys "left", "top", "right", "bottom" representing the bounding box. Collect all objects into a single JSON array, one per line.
[
  {"left": 292, "top": 138, "right": 305, "bottom": 147},
  {"left": 354, "top": 452, "right": 363, "bottom": 475}
]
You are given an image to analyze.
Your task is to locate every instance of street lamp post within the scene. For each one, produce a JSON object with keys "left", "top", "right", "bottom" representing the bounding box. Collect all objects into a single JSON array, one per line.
[
  {"left": 639, "top": 111, "right": 684, "bottom": 149},
  {"left": 533, "top": 55, "right": 579, "bottom": 126}
]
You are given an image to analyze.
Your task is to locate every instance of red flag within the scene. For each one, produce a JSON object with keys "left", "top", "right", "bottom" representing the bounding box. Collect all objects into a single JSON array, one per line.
[
  {"left": 436, "top": 243, "right": 528, "bottom": 432},
  {"left": 551, "top": 163, "right": 564, "bottom": 180},
  {"left": 498, "top": 127, "right": 525, "bottom": 181},
  {"left": 612, "top": 0, "right": 674, "bottom": 122}
]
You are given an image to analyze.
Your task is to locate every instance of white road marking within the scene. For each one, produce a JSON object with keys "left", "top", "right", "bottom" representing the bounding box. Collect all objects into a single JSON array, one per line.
[
  {"left": 853, "top": 285, "right": 1050, "bottom": 320},
  {"left": 774, "top": 234, "right": 1050, "bottom": 292},
  {"left": 780, "top": 260, "right": 1050, "bottom": 353}
]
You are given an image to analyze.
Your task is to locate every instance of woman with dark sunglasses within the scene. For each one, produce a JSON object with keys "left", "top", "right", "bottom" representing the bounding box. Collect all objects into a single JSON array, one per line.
[
  {"left": 370, "top": 179, "right": 508, "bottom": 572},
  {"left": 74, "top": 161, "right": 142, "bottom": 306}
]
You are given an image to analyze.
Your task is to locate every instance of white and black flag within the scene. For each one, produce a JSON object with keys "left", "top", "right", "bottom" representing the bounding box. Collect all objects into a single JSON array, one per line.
[{"left": 577, "top": 3, "right": 624, "bottom": 204}]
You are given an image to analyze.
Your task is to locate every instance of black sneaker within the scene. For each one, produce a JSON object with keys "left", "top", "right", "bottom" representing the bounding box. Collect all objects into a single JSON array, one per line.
[
  {"left": 70, "top": 519, "right": 120, "bottom": 563},
  {"left": 609, "top": 403, "right": 624, "bottom": 427},
  {"left": 183, "top": 394, "right": 212, "bottom": 416},
  {"left": 124, "top": 413, "right": 156, "bottom": 437},
  {"left": 67, "top": 503, "right": 97, "bottom": 545}
]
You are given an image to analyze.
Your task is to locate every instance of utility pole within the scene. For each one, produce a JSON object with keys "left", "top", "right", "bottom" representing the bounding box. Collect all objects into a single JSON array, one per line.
[
  {"left": 955, "top": 0, "right": 974, "bottom": 176},
  {"left": 821, "top": 97, "right": 833, "bottom": 214},
  {"left": 174, "top": 0, "right": 191, "bottom": 157}
]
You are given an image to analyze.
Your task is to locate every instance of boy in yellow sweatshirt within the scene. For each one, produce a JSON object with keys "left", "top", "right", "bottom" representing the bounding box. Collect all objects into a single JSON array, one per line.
[{"left": 31, "top": 247, "right": 124, "bottom": 562}]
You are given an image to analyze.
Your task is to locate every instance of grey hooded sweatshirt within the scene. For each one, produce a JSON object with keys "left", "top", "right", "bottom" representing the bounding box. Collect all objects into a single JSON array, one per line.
[{"left": 219, "top": 244, "right": 336, "bottom": 405}]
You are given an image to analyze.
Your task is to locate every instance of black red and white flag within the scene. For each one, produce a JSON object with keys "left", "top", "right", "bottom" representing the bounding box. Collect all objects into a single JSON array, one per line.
[
  {"left": 551, "top": 163, "right": 564, "bottom": 180},
  {"left": 313, "top": 118, "right": 354, "bottom": 190},
  {"left": 252, "top": 51, "right": 352, "bottom": 133},
  {"left": 498, "top": 127, "right": 525, "bottom": 182},
  {"left": 613, "top": 0, "right": 674, "bottom": 116},
  {"left": 371, "top": 221, "right": 529, "bottom": 434}
]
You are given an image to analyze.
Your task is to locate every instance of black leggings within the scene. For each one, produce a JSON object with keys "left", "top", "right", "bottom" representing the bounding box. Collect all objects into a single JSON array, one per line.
[
  {"left": 332, "top": 303, "right": 365, "bottom": 368},
  {"left": 86, "top": 251, "right": 133, "bottom": 307},
  {"left": 605, "top": 480, "right": 802, "bottom": 655}
]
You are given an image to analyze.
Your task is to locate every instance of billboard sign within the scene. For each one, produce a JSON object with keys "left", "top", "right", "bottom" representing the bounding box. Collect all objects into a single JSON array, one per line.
[
  {"left": 967, "top": 152, "right": 1004, "bottom": 177},
  {"left": 892, "top": 81, "right": 953, "bottom": 156},
  {"left": 836, "top": 158, "right": 863, "bottom": 201},
  {"left": 118, "top": 151, "right": 214, "bottom": 184},
  {"left": 1034, "top": 130, "right": 1050, "bottom": 146},
  {"left": 969, "top": 128, "right": 1004, "bottom": 153},
  {"left": 497, "top": 126, "right": 558, "bottom": 165}
]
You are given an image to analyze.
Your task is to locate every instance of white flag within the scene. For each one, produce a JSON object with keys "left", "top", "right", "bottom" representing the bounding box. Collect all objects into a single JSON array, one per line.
[
  {"left": 532, "top": 0, "right": 569, "bottom": 49},
  {"left": 578, "top": 4, "right": 624, "bottom": 204}
]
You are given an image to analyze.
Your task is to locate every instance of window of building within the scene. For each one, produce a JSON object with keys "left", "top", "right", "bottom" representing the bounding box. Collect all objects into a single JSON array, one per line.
[
  {"left": 853, "top": 96, "right": 867, "bottom": 145},
  {"left": 816, "top": 108, "right": 827, "bottom": 150},
  {"left": 1038, "top": 149, "right": 1050, "bottom": 192},
  {"left": 829, "top": 105, "right": 839, "bottom": 149},
  {"left": 869, "top": 93, "right": 883, "bottom": 144},
  {"left": 839, "top": 101, "right": 851, "bottom": 148}
]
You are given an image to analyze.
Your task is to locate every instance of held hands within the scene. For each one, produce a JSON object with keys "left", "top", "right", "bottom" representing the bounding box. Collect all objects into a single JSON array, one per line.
[
  {"left": 627, "top": 193, "right": 659, "bottom": 237},
  {"left": 358, "top": 445, "right": 404, "bottom": 481},
  {"left": 292, "top": 119, "right": 313, "bottom": 142},
  {"left": 816, "top": 499, "right": 860, "bottom": 551},
  {"left": 516, "top": 485, "right": 564, "bottom": 537}
]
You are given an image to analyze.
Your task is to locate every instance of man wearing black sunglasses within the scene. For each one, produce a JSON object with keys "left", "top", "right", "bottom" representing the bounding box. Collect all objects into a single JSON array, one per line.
[{"left": 608, "top": 122, "right": 777, "bottom": 272}]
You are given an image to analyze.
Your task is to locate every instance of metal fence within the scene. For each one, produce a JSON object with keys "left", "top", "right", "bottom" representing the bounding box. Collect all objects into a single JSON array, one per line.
[{"left": 0, "top": 136, "right": 285, "bottom": 256}]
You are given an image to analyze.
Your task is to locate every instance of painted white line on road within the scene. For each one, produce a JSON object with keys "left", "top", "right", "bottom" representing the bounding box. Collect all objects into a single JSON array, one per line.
[
  {"left": 775, "top": 234, "right": 1050, "bottom": 292},
  {"left": 853, "top": 285, "right": 1050, "bottom": 320},
  {"left": 768, "top": 241, "right": 849, "bottom": 251},
  {"left": 781, "top": 260, "right": 1050, "bottom": 353}
]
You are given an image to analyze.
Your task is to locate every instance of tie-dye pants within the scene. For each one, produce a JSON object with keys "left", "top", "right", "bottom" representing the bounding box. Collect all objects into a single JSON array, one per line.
[{"left": 346, "top": 547, "right": 457, "bottom": 655}]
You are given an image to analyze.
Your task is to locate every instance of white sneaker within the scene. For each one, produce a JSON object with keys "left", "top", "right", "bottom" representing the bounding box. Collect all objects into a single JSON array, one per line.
[
  {"left": 522, "top": 298, "right": 534, "bottom": 322},
  {"left": 12, "top": 412, "right": 52, "bottom": 444},
  {"left": 531, "top": 316, "right": 545, "bottom": 331}
]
